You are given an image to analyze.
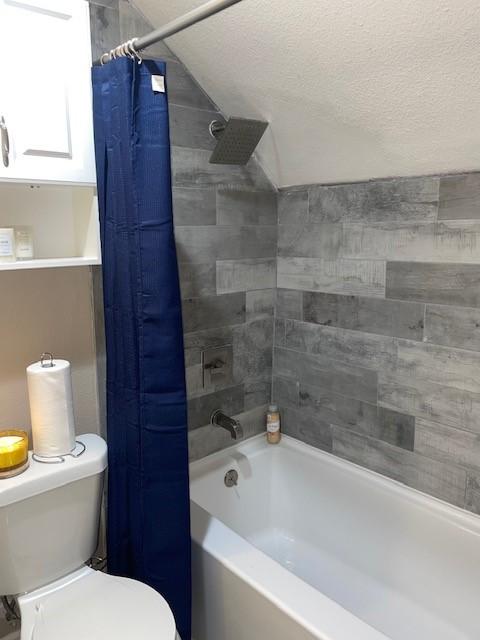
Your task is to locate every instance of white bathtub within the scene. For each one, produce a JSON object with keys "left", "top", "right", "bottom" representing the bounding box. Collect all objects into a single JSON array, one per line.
[{"left": 190, "top": 434, "right": 480, "bottom": 640}]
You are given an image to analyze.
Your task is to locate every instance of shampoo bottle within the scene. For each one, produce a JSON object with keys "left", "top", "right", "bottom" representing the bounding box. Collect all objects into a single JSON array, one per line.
[{"left": 266, "top": 403, "right": 281, "bottom": 444}]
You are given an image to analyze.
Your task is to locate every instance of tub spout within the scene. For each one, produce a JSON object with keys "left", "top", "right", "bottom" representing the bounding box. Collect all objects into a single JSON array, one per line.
[{"left": 211, "top": 410, "right": 244, "bottom": 440}]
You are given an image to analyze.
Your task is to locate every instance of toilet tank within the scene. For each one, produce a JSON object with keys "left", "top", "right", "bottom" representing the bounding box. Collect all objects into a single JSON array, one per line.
[{"left": 0, "top": 434, "right": 107, "bottom": 596}]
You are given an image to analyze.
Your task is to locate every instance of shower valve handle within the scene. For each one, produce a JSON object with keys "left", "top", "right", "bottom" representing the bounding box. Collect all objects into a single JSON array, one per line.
[{"left": 204, "top": 358, "right": 226, "bottom": 376}]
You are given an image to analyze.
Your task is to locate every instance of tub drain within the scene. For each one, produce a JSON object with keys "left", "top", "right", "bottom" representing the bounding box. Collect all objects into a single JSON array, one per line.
[{"left": 224, "top": 469, "right": 238, "bottom": 487}]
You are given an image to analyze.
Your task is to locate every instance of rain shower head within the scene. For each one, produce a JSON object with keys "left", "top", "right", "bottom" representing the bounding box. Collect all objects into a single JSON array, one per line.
[{"left": 209, "top": 117, "right": 268, "bottom": 165}]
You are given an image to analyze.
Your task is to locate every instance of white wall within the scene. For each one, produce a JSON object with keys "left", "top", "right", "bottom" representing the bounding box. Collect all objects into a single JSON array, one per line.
[
  {"left": 135, "top": 0, "right": 480, "bottom": 187},
  {"left": 0, "top": 267, "right": 100, "bottom": 439}
]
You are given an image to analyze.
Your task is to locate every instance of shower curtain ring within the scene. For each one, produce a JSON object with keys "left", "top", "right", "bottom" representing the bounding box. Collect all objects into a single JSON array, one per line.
[
  {"left": 100, "top": 52, "right": 110, "bottom": 66},
  {"left": 130, "top": 37, "right": 143, "bottom": 64},
  {"left": 125, "top": 39, "right": 134, "bottom": 60}
]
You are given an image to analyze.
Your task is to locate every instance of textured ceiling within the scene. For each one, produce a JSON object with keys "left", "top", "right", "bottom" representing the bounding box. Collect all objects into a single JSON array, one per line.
[{"left": 134, "top": 0, "right": 480, "bottom": 187}]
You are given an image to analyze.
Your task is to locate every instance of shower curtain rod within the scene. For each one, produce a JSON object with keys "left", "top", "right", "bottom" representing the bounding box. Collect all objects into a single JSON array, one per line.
[{"left": 95, "top": 0, "right": 244, "bottom": 65}]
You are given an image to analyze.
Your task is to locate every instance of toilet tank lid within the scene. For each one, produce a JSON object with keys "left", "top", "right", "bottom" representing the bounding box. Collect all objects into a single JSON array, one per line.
[{"left": 0, "top": 434, "right": 107, "bottom": 508}]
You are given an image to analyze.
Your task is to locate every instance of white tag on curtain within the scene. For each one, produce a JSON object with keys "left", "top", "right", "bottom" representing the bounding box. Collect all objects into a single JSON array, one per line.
[{"left": 151, "top": 75, "right": 165, "bottom": 93}]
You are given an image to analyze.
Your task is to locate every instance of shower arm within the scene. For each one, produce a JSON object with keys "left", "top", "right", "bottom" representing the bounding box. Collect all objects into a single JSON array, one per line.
[{"left": 95, "top": 0, "right": 244, "bottom": 65}]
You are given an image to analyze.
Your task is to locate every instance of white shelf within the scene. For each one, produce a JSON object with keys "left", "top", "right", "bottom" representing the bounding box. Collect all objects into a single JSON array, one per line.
[
  {"left": 0, "top": 182, "right": 101, "bottom": 272},
  {"left": 0, "top": 256, "right": 101, "bottom": 271}
]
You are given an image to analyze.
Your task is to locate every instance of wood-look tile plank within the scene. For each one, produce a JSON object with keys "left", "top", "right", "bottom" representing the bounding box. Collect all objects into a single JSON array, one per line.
[
  {"left": 217, "top": 189, "right": 277, "bottom": 226},
  {"left": 278, "top": 257, "right": 386, "bottom": 297},
  {"left": 282, "top": 406, "right": 333, "bottom": 452},
  {"left": 278, "top": 190, "right": 308, "bottom": 224},
  {"left": 173, "top": 187, "right": 216, "bottom": 226},
  {"left": 276, "top": 288, "right": 303, "bottom": 320},
  {"left": 182, "top": 292, "right": 245, "bottom": 333},
  {"left": 278, "top": 223, "right": 341, "bottom": 259},
  {"left": 216, "top": 258, "right": 276, "bottom": 294},
  {"left": 425, "top": 304, "right": 480, "bottom": 351},
  {"left": 415, "top": 418, "right": 480, "bottom": 471},
  {"left": 438, "top": 174, "right": 480, "bottom": 220},
  {"left": 303, "top": 291, "right": 424, "bottom": 340},
  {"left": 233, "top": 319, "right": 273, "bottom": 382},
  {"left": 332, "top": 426, "right": 466, "bottom": 507},
  {"left": 395, "top": 339, "right": 480, "bottom": 394},
  {"left": 175, "top": 225, "right": 277, "bottom": 263},
  {"left": 386, "top": 262, "right": 480, "bottom": 307},
  {"left": 379, "top": 374, "right": 480, "bottom": 433},
  {"left": 344, "top": 221, "right": 480, "bottom": 263},
  {"left": 246, "top": 289, "right": 275, "bottom": 322},
  {"left": 178, "top": 262, "right": 216, "bottom": 299},
  {"left": 274, "top": 346, "right": 378, "bottom": 403},
  {"left": 309, "top": 177, "right": 438, "bottom": 223},
  {"left": 284, "top": 320, "right": 397, "bottom": 372}
]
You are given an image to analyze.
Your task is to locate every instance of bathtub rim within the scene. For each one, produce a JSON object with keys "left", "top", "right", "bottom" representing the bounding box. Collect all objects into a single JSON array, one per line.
[{"left": 190, "top": 433, "right": 480, "bottom": 536}]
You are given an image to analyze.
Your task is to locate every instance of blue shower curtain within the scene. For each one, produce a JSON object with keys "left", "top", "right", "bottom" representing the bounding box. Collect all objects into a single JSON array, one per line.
[{"left": 92, "top": 58, "right": 191, "bottom": 640}]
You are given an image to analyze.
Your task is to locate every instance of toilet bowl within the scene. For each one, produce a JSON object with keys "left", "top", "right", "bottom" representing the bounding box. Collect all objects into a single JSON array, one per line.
[{"left": 0, "top": 434, "right": 179, "bottom": 640}]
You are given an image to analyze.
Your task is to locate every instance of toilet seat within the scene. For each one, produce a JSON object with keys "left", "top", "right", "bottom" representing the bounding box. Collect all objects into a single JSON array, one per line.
[{"left": 17, "top": 566, "right": 177, "bottom": 640}]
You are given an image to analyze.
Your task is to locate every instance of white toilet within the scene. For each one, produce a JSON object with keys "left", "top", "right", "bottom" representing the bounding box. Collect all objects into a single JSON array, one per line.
[{"left": 0, "top": 433, "right": 178, "bottom": 640}]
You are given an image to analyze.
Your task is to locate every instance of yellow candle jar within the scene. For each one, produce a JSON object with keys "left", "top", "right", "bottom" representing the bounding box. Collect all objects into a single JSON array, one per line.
[{"left": 0, "top": 430, "right": 29, "bottom": 479}]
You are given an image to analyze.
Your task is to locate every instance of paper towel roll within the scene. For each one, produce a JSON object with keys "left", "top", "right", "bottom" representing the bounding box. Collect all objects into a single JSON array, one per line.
[{"left": 27, "top": 358, "right": 76, "bottom": 457}]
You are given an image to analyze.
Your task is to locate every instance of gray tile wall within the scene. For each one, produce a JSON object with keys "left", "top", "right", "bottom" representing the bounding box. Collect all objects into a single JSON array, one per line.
[
  {"left": 90, "top": 2, "right": 480, "bottom": 514},
  {"left": 89, "top": 0, "right": 276, "bottom": 461},
  {"left": 274, "top": 173, "right": 480, "bottom": 513}
]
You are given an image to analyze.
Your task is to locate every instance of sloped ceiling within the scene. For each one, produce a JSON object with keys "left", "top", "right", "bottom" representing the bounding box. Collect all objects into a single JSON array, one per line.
[{"left": 134, "top": 0, "right": 480, "bottom": 188}]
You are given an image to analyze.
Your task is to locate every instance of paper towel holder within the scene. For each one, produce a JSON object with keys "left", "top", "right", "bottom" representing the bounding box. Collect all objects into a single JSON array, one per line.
[{"left": 40, "top": 352, "right": 55, "bottom": 368}]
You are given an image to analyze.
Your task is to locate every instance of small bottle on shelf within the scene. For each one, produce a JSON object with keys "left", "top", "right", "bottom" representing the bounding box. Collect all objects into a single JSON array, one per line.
[
  {"left": 0, "top": 228, "right": 16, "bottom": 263},
  {"left": 266, "top": 403, "right": 281, "bottom": 444},
  {"left": 15, "top": 226, "right": 34, "bottom": 260}
]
